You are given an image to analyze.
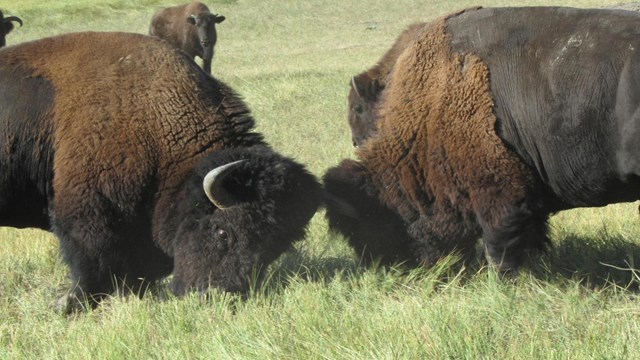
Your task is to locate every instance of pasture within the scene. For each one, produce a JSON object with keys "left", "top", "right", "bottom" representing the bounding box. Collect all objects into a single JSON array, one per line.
[{"left": 2, "top": 0, "right": 640, "bottom": 358}]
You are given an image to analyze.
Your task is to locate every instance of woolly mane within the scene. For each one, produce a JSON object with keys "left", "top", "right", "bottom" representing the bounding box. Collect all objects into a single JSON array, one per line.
[{"left": 358, "top": 11, "right": 535, "bottom": 254}]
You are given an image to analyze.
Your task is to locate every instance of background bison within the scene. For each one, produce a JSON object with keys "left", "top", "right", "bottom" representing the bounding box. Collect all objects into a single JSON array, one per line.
[
  {"left": 0, "top": 10, "right": 22, "bottom": 48},
  {"left": 0, "top": 31, "right": 321, "bottom": 312},
  {"left": 325, "top": 6, "right": 640, "bottom": 272},
  {"left": 149, "top": 1, "right": 225, "bottom": 74}
]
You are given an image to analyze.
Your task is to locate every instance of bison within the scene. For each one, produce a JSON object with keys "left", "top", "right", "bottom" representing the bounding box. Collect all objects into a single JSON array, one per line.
[
  {"left": 0, "top": 10, "right": 22, "bottom": 48},
  {"left": 324, "top": 6, "right": 640, "bottom": 273},
  {"left": 0, "top": 31, "right": 321, "bottom": 312},
  {"left": 348, "top": 22, "right": 424, "bottom": 148},
  {"left": 149, "top": 1, "right": 225, "bottom": 74}
]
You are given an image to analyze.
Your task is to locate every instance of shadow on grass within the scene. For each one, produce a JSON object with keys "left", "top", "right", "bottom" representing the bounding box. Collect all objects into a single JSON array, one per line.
[
  {"left": 257, "top": 244, "right": 477, "bottom": 298},
  {"left": 263, "top": 230, "right": 640, "bottom": 295},
  {"left": 527, "top": 231, "right": 640, "bottom": 291},
  {"left": 257, "top": 247, "right": 361, "bottom": 294},
  {"left": 144, "top": 228, "right": 640, "bottom": 305}
]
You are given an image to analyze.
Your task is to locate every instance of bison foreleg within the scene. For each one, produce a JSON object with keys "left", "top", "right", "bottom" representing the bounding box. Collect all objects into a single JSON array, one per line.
[
  {"left": 406, "top": 212, "right": 481, "bottom": 268},
  {"left": 202, "top": 57, "right": 212, "bottom": 74},
  {"left": 478, "top": 201, "right": 550, "bottom": 273},
  {"left": 51, "top": 212, "right": 171, "bottom": 313}
]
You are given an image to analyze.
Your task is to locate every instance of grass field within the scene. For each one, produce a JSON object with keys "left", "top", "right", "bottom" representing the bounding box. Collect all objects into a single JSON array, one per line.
[{"left": 3, "top": 0, "right": 640, "bottom": 358}]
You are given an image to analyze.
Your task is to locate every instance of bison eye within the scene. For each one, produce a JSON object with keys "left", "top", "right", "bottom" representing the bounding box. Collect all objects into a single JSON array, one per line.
[
  {"left": 353, "top": 105, "right": 364, "bottom": 115},
  {"left": 216, "top": 228, "right": 228, "bottom": 240}
]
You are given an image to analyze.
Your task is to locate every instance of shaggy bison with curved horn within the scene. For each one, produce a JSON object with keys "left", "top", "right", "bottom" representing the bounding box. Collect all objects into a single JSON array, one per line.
[
  {"left": 0, "top": 31, "right": 321, "bottom": 312},
  {"left": 0, "top": 10, "right": 22, "bottom": 47}
]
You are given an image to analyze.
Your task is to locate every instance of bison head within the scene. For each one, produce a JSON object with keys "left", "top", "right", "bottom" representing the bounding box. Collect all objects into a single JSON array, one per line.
[
  {"left": 348, "top": 73, "right": 383, "bottom": 147},
  {"left": 187, "top": 11, "right": 225, "bottom": 73},
  {"left": 169, "top": 146, "right": 321, "bottom": 296},
  {"left": 0, "top": 10, "right": 23, "bottom": 48},
  {"left": 187, "top": 12, "right": 225, "bottom": 49},
  {"left": 324, "top": 160, "right": 482, "bottom": 269},
  {"left": 323, "top": 159, "right": 418, "bottom": 266}
]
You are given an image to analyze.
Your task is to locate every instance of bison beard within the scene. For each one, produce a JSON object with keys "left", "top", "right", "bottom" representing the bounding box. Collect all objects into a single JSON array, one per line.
[
  {"left": 326, "top": 7, "right": 640, "bottom": 273},
  {"left": 0, "top": 32, "right": 321, "bottom": 313}
]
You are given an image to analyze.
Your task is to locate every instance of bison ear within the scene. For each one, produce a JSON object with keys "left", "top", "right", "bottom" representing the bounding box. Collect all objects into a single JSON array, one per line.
[
  {"left": 214, "top": 15, "right": 226, "bottom": 23},
  {"left": 363, "top": 79, "right": 383, "bottom": 102},
  {"left": 187, "top": 14, "right": 197, "bottom": 25},
  {"left": 352, "top": 73, "right": 382, "bottom": 102},
  {"left": 370, "top": 79, "right": 383, "bottom": 96}
]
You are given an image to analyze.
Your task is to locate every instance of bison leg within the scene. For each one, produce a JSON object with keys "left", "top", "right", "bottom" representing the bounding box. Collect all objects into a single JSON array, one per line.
[
  {"left": 406, "top": 210, "right": 481, "bottom": 268},
  {"left": 478, "top": 200, "right": 550, "bottom": 273},
  {"left": 51, "top": 208, "right": 172, "bottom": 313},
  {"left": 53, "top": 229, "right": 121, "bottom": 312},
  {"left": 202, "top": 57, "right": 212, "bottom": 74}
]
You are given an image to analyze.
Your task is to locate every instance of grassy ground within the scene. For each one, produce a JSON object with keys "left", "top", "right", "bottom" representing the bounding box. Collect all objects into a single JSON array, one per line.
[{"left": 2, "top": 0, "right": 640, "bottom": 358}]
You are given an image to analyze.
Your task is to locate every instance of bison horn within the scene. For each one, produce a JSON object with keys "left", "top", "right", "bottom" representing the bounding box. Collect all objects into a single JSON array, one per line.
[
  {"left": 203, "top": 159, "right": 247, "bottom": 209},
  {"left": 351, "top": 77, "right": 361, "bottom": 98},
  {"left": 4, "top": 16, "right": 22, "bottom": 27}
]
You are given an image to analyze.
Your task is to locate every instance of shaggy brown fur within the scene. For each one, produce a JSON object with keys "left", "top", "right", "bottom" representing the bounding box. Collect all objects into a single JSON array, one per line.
[
  {"left": 326, "top": 9, "right": 541, "bottom": 268},
  {"left": 0, "top": 32, "right": 321, "bottom": 312},
  {"left": 363, "top": 15, "right": 531, "bottom": 222},
  {"left": 4, "top": 33, "right": 249, "bottom": 248},
  {"left": 327, "top": 6, "right": 640, "bottom": 272},
  {"left": 361, "top": 14, "right": 534, "bottom": 264}
]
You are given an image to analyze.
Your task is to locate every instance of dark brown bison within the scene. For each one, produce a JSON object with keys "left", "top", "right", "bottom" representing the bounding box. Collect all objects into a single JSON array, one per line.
[
  {"left": 348, "top": 22, "right": 425, "bottom": 147},
  {"left": 0, "top": 31, "right": 321, "bottom": 312},
  {"left": 324, "top": 7, "right": 640, "bottom": 273},
  {"left": 149, "top": 1, "right": 225, "bottom": 74},
  {"left": 0, "top": 10, "right": 22, "bottom": 48}
]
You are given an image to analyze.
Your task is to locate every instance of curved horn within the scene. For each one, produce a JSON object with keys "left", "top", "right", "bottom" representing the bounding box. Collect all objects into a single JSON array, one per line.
[
  {"left": 351, "top": 77, "right": 361, "bottom": 98},
  {"left": 203, "top": 159, "right": 247, "bottom": 209},
  {"left": 4, "top": 16, "right": 22, "bottom": 27}
]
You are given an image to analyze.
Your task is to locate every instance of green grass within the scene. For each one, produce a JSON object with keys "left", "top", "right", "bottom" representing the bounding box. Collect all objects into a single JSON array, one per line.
[{"left": 3, "top": 0, "right": 640, "bottom": 358}]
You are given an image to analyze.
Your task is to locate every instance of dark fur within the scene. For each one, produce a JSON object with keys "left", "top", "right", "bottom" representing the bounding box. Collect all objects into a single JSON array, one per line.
[
  {"left": 348, "top": 22, "right": 425, "bottom": 147},
  {"left": 325, "top": 7, "right": 640, "bottom": 273},
  {"left": 0, "top": 10, "right": 23, "bottom": 48},
  {"left": 149, "top": 1, "right": 225, "bottom": 74},
  {"left": 0, "top": 32, "right": 321, "bottom": 311},
  {"left": 323, "top": 160, "right": 418, "bottom": 266}
]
